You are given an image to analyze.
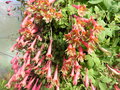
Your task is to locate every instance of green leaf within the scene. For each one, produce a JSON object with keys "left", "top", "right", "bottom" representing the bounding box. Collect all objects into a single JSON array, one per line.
[
  {"left": 88, "top": 0, "right": 103, "bottom": 4},
  {"left": 98, "top": 30, "right": 106, "bottom": 41},
  {"left": 100, "top": 75, "right": 112, "bottom": 83},
  {"left": 104, "top": 28, "right": 112, "bottom": 37},
  {"left": 103, "top": 0, "right": 112, "bottom": 9},
  {"left": 91, "top": 52, "right": 101, "bottom": 66},
  {"left": 87, "top": 58, "right": 94, "bottom": 68},
  {"left": 98, "top": 20, "right": 106, "bottom": 26},
  {"left": 67, "top": 4, "right": 77, "bottom": 15},
  {"left": 99, "top": 82, "right": 107, "bottom": 90},
  {"left": 88, "top": 69, "right": 95, "bottom": 76},
  {"left": 94, "top": 6, "right": 100, "bottom": 13}
]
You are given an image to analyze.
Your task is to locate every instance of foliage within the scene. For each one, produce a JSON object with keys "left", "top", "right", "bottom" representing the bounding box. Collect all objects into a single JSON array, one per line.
[{"left": 6, "top": 0, "right": 120, "bottom": 90}]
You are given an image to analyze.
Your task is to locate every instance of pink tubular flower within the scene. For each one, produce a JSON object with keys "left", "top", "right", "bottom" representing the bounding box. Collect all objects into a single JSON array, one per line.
[
  {"left": 34, "top": 56, "right": 45, "bottom": 70},
  {"left": 72, "top": 61, "right": 81, "bottom": 85},
  {"left": 49, "top": 0, "right": 56, "bottom": 4},
  {"left": 27, "top": 0, "right": 35, "bottom": 4},
  {"left": 41, "top": 60, "right": 51, "bottom": 74},
  {"left": 10, "top": 43, "right": 18, "bottom": 51},
  {"left": 70, "top": 67, "right": 75, "bottom": 77},
  {"left": 72, "top": 5, "right": 86, "bottom": 16},
  {"left": 53, "top": 65, "right": 59, "bottom": 86},
  {"left": 6, "top": 74, "right": 16, "bottom": 88},
  {"left": 32, "top": 50, "right": 41, "bottom": 63},
  {"left": 20, "top": 75, "right": 29, "bottom": 87},
  {"left": 72, "top": 5, "right": 81, "bottom": 9},
  {"left": 33, "top": 44, "right": 44, "bottom": 63},
  {"left": 114, "top": 84, "right": 120, "bottom": 90},
  {"left": 84, "top": 69, "right": 89, "bottom": 88},
  {"left": 80, "top": 39, "right": 89, "bottom": 48},
  {"left": 66, "top": 44, "right": 76, "bottom": 56},
  {"left": 7, "top": 12, "right": 12, "bottom": 16},
  {"left": 5, "top": 1, "right": 12, "bottom": 4},
  {"left": 90, "top": 80, "right": 96, "bottom": 90},
  {"left": 23, "top": 51, "right": 30, "bottom": 60},
  {"left": 32, "top": 79, "right": 39, "bottom": 90},
  {"left": 46, "top": 61, "right": 52, "bottom": 81},
  {"left": 73, "top": 71, "right": 80, "bottom": 85},
  {"left": 46, "top": 39, "right": 53, "bottom": 58},
  {"left": 25, "top": 77, "right": 35, "bottom": 89},
  {"left": 106, "top": 64, "right": 120, "bottom": 75},
  {"left": 20, "top": 62, "right": 26, "bottom": 77},
  {"left": 46, "top": 82, "right": 53, "bottom": 88},
  {"left": 18, "top": 35, "right": 29, "bottom": 47},
  {"left": 21, "top": 14, "right": 31, "bottom": 28},
  {"left": 28, "top": 38, "right": 37, "bottom": 51},
  {"left": 36, "top": 35, "right": 42, "bottom": 41},
  {"left": 36, "top": 82, "right": 42, "bottom": 90},
  {"left": 56, "top": 85, "right": 60, "bottom": 90},
  {"left": 25, "top": 54, "right": 31, "bottom": 67},
  {"left": 7, "top": 8, "right": 11, "bottom": 12},
  {"left": 78, "top": 46, "right": 85, "bottom": 62},
  {"left": 74, "top": 61, "right": 82, "bottom": 70},
  {"left": 10, "top": 54, "right": 18, "bottom": 64},
  {"left": 30, "top": 24, "right": 38, "bottom": 34},
  {"left": 12, "top": 59, "right": 19, "bottom": 73}
]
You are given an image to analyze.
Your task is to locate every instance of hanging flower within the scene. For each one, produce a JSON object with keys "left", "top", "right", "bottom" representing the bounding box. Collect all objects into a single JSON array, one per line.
[
  {"left": 46, "top": 39, "right": 53, "bottom": 59},
  {"left": 5, "top": 1, "right": 12, "bottom": 4},
  {"left": 53, "top": 65, "right": 59, "bottom": 87},
  {"left": 84, "top": 69, "right": 89, "bottom": 88}
]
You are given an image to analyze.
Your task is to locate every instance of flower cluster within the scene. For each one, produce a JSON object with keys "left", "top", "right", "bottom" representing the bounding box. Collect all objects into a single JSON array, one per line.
[
  {"left": 6, "top": 0, "right": 118, "bottom": 90},
  {"left": 26, "top": 0, "right": 62, "bottom": 23},
  {"left": 5, "top": 1, "right": 13, "bottom": 16},
  {"left": 61, "top": 5, "right": 104, "bottom": 88},
  {"left": 6, "top": 0, "right": 62, "bottom": 90}
]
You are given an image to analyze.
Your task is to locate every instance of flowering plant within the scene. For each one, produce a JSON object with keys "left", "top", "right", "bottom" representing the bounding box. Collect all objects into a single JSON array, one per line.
[{"left": 6, "top": 0, "right": 120, "bottom": 90}]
